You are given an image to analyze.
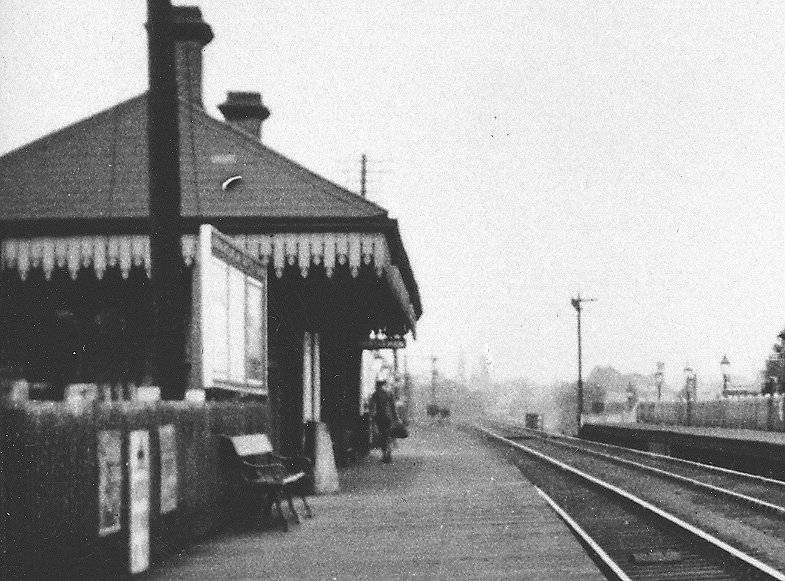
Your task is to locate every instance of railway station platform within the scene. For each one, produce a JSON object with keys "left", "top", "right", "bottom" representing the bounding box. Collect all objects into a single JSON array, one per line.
[
  {"left": 146, "top": 422, "right": 605, "bottom": 581},
  {"left": 584, "top": 419, "right": 785, "bottom": 445},
  {"left": 582, "top": 420, "right": 785, "bottom": 477},
  {"left": 583, "top": 419, "right": 785, "bottom": 450}
]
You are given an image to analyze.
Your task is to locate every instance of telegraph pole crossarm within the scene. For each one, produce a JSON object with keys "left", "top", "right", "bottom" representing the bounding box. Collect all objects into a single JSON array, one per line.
[{"left": 571, "top": 294, "right": 597, "bottom": 433}]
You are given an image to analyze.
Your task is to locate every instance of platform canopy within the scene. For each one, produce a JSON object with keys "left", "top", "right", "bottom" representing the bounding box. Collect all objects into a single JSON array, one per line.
[
  {"left": 0, "top": 231, "right": 416, "bottom": 333},
  {"left": 0, "top": 92, "right": 421, "bottom": 330}
]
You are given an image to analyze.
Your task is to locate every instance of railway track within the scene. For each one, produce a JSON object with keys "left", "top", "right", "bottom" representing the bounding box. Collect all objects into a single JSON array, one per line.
[
  {"left": 473, "top": 421, "right": 785, "bottom": 580},
  {"left": 487, "top": 417, "right": 785, "bottom": 516}
]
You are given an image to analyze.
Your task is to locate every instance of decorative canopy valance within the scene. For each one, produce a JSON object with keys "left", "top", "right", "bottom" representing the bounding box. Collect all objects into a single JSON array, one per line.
[{"left": 1, "top": 231, "right": 390, "bottom": 281}]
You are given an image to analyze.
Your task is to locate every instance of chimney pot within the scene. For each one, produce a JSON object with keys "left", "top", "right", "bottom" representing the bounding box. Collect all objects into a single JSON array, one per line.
[
  {"left": 218, "top": 91, "right": 271, "bottom": 141},
  {"left": 172, "top": 6, "right": 213, "bottom": 108},
  {"left": 172, "top": 6, "right": 214, "bottom": 44}
]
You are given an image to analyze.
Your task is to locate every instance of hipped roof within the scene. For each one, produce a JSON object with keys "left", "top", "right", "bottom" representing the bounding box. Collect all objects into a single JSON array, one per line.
[
  {"left": 0, "top": 94, "right": 387, "bottom": 221},
  {"left": 0, "top": 93, "right": 421, "bottom": 319}
]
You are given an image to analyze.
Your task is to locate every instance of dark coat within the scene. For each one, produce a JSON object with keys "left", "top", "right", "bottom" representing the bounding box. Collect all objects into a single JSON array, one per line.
[{"left": 370, "top": 388, "right": 397, "bottom": 424}]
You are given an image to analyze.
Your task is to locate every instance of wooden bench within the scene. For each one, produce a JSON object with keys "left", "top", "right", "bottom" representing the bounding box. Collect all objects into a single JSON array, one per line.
[{"left": 220, "top": 434, "right": 313, "bottom": 531}]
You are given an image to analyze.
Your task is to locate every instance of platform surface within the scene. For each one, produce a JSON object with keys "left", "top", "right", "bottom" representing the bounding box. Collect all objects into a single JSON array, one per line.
[
  {"left": 146, "top": 422, "right": 605, "bottom": 581},
  {"left": 586, "top": 419, "right": 785, "bottom": 446}
]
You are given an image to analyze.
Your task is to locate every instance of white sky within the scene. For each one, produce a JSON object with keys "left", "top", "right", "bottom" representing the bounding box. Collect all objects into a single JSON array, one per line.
[{"left": 2, "top": 1, "right": 785, "bottom": 388}]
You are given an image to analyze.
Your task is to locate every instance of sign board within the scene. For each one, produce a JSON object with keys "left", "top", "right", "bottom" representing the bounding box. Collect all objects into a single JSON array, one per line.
[
  {"left": 197, "top": 225, "right": 267, "bottom": 395},
  {"left": 359, "top": 338, "right": 406, "bottom": 350},
  {"left": 129, "top": 430, "right": 150, "bottom": 574},
  {"left": 98, "top": 430, "right": 122, "bottom": 536},
  {"left": 159, "top": 424, "right": 178, "bottom": 514}
]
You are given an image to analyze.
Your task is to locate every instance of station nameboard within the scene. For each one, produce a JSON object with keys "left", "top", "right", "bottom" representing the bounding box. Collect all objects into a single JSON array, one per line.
[{"left": 359, "top": 338, "right": 406, "bottom": 350}]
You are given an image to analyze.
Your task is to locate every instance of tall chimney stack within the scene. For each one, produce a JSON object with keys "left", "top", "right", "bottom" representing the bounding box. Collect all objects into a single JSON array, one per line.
[
  {"left": 172, "top": 6, "right": 213, "bottom": 108},
  {"left": 218, "top": 91, "right": 271, "bottom": 141}
]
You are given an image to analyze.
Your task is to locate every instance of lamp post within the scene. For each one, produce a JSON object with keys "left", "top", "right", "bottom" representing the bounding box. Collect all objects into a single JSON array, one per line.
[
  {"left": 426, "top": 355, "right": 439, "bottom": 417},
  {"left": 571, "top": 294, "right": 596, "bottom": 432},
  {"left": 766, "top": 351, "right": 782, "bottom": 396},
  {"left": 720, "top": 355, "right": 730, "bottom": 398},
  {"left": 654, "top": 361, "right": 664, "bottom": 401},
  {"left": 777, "top": 330, "right": 785, "bottom": 395},
  {"left": 684, "top": 364, "right": 696, "bottom": 425}
]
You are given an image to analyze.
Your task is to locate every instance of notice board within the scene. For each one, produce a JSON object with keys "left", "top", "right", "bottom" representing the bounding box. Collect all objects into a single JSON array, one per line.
[
  {"left": 196, "top": 225, "right": 267, "bottom": 395},
  {"left": 129, "top": 430, "right": 150, "bottom": 574},
  {"left": 159, "top": 424, "right": 178, "bottom": 514},
  {"left": 98, "top": 430, "right": 122, "bottom": 536}
]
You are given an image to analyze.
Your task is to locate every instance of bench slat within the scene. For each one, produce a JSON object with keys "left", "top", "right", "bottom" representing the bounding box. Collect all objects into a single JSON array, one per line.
[
  {"left": 282, "top": 472, "right": 305, "bottom": 485},
  {"left": 231, "top": 434, "right": 273, "bottom": 457}
]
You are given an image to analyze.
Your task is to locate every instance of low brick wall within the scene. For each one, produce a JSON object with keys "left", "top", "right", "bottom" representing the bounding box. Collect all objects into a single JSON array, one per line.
[{"left": 2, "top": 400, "right": 268, "bottom": 580}]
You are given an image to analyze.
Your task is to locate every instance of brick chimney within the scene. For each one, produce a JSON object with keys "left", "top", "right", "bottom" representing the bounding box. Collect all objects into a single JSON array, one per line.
[
  {"left": 172, "top": 6, "right": 213, "bottom": 108},
  {"left": 218, "top": 91, "right": 271, "bottom": 141}
]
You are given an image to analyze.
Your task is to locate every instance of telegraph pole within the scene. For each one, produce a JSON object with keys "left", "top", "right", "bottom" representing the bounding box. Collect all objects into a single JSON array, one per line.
[
  {"left": 571, "top": 294, "right": 596, "bottom": 432},
  {"left": 430, "top": 355, "right": 438, "bottom": 407},
  {"left": 360, "top": 153, "right": 367, "bottom": 198},
  {"left": 147, "top": 0, "right": 184, "bottom": 399}
]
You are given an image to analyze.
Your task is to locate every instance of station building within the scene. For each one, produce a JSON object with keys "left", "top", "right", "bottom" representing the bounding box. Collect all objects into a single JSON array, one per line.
[{"left": 0, "top": 6, "right": 421, "bottom": 463}]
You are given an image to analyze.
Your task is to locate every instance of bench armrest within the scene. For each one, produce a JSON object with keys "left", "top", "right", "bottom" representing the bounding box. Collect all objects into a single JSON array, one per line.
[{"left": 271, "top": 453, "right": 313, "bottom": 475}]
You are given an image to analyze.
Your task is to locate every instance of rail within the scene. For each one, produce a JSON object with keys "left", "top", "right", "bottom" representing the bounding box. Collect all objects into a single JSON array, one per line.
[{"left": 473, "top": 422, "right": 785, "bottom": 580}]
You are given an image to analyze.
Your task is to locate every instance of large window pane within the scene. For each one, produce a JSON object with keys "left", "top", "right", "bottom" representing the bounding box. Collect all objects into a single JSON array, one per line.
[
  {"left": 227, "top": 266, "right": 245, "bottom": 383},
  {"left": 245, "top": 280, "right": 264, "bottom": 383},
  {"left": 207, "top": 257, "right": 228, "bottom": 379}
]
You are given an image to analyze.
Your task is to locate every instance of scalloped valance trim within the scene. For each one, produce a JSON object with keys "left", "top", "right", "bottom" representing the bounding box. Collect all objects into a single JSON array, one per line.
[{"left": 1, "top": 232, "right": 389, "bottom": 281}]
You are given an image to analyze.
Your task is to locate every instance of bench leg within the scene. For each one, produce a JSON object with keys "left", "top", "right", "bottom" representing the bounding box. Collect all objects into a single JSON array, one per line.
[
  {"left": 262, "top": 492, "right": 274, "bottom": 521},
  {"left": 286, "top": 491, "right": 301, "bottom": 524},
  {"left": 301, "top": 495, "right": 313, "bottom": 518},
  {"left": 272, "top": 490, "right": 288, "bottom": 532}
]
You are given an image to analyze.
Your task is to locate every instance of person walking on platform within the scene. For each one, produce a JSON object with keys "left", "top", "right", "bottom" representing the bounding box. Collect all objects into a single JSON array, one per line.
[{"left": 370, "top": 379, "right": 398, "bottom": 463}]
